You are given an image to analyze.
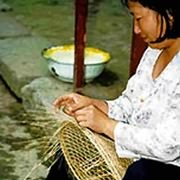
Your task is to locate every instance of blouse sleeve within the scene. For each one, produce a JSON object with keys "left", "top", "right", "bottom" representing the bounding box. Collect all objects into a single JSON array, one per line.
[
  {"left": 114, "top": 83, "right": 180, "bottom": 163},
  {"left": 106, "top": 72, "right": 143, "bottom": 123},
  {"left": 106, "top": 47, "right": 153, "bottom": 123},
  {"left": 106, "top": 87, "right": 133, "bottom": 123}
]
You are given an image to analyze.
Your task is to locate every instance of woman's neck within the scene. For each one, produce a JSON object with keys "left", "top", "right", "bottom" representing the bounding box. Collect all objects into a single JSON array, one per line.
[{"left": 152, "top": 38, "right": 180, "bottom": 80}]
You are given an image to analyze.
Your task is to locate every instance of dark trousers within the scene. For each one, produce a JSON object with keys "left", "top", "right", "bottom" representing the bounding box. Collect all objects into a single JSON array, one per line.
[
  {"left": 45, "top": 150, "right": 76, "bottom": 180},
  {"left": 46, "top": 149, "right": 180, "bottom": 180},
  {"left": 123, "top": 158, "right": 180, "bottom": 180}
]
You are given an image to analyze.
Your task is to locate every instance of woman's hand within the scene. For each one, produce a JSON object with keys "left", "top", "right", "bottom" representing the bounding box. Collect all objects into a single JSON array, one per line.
[
  {"left": 53, "top": 93, "right": 94, "bottom": 116},
  {"left": 74, "top": 105, "right": 117, "bottom": 139},
  {"left": 53, "top": 93, "right": 108, "bottom": 116}
]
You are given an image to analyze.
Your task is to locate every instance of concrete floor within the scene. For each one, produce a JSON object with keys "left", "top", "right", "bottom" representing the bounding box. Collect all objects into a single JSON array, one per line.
[{"left": 0, "top": 78, "right": 49, "bottom": 179}]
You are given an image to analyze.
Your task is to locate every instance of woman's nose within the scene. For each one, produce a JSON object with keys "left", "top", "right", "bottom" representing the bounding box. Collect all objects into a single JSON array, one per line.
[{"left": 134, "top": 20, "right": 141, "bottom": 34}]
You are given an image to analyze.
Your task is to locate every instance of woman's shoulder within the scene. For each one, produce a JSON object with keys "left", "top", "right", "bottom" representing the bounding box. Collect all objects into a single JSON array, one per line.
[
  {"left": 136, "top": 47, "right": 161, "bottom": 70},
  {"left": 139, "top": 47, "right": 161, "bottom": 65},
  {"left": 142, "top": 46, "right": 161, "bottom": 58}
]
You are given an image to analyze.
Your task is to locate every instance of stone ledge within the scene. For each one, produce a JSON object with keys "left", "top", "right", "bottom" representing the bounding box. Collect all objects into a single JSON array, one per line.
[
  {"left": 0, "top": 36, "right": 52, "bottom": 98},
  {"left": 0, "top": 12, "right": 30, "bottom": 38}
]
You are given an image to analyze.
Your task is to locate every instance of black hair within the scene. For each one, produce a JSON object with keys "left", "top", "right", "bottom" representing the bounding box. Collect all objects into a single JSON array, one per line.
[{"left": 121, "top": 0, "right": 180, "bottom": 42}]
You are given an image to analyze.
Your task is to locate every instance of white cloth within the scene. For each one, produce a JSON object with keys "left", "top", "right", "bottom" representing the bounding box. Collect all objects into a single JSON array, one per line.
[{"left": 107, "top": 47, "right": 180, "bottom": 166}]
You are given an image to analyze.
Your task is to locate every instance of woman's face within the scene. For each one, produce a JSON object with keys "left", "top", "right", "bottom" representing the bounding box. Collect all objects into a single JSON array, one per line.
[{"left": 128, "top": 1, "right": 167, "bottom": 48}]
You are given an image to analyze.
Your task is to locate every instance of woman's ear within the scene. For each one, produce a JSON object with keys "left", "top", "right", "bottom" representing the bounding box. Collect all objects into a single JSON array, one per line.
[
  {"left": 166, "top": 10, "right": 174, "bottom": 27},
  {"left": 166, "top": 10, "right": 173, "bottom": 21}
]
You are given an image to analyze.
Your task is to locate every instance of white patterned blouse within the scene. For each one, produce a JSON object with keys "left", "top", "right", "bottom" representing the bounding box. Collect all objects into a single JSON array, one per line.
[{"left": 107, "top": 47, "right": 180, "bottom": 167}]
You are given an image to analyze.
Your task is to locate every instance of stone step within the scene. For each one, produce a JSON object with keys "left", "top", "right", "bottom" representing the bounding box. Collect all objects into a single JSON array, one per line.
[
  {"left": 0, "top": 12, "right": 29, "bottom": 38},
  {"left": 0, "top": 35, "right": 53, "bottom": 98}
]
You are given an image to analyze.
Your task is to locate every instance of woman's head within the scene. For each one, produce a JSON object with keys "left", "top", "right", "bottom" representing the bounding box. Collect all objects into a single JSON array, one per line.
[{"left": 121, "top": 0, "right": 179, "bottom": 46}]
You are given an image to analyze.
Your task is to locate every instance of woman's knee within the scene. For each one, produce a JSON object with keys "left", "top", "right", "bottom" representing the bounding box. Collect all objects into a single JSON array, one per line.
[{"left": 123, "top": 159, "right": 149, "bottom": 180}]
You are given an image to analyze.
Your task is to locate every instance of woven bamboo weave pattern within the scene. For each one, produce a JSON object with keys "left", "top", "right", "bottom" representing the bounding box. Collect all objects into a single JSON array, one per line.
[{"left": 59, "top": 120, "right": 132, "bottom": 180}]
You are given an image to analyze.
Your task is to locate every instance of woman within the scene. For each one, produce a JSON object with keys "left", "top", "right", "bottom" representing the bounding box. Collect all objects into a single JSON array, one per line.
[{"left": 46, "top": 0, "right": 180, "bottom": 179}]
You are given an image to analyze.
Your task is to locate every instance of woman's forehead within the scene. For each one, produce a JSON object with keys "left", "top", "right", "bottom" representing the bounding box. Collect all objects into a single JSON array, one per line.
[{"left": 128, "top": 1, "right": 149, "bottom": 15}]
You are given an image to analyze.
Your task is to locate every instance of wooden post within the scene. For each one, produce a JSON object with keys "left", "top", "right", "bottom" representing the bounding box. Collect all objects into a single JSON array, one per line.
[{"left": 74, "top": 0, "right": 88, "bottom": 93}]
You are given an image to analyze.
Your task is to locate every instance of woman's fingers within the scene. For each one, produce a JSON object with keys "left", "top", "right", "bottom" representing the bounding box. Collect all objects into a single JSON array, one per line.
[
  {"left": 76, "top": 105, "right": 113, "bottom": 134},
  {"left": 53, "top": 93, "right": 83, "bottom": 109},
  {"left": 74, "top": 105, "right": 101, "bottom": 130},
  {"left": 53, "top": 95, "right": 73, "bottom": 107},
  {"left": 78, "top": 120, "right": 88, "bottom": 128}
]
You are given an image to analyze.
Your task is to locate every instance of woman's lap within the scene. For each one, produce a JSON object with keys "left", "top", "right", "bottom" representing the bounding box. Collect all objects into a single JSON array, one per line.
[{"left": 123, "top": 158, "right": 180, "bottom": 180}]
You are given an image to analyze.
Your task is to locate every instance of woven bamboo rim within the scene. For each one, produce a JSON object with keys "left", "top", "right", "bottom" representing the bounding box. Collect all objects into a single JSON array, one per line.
[{"left": 59, "top": 120, "right": 133, "bottom": 180}]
